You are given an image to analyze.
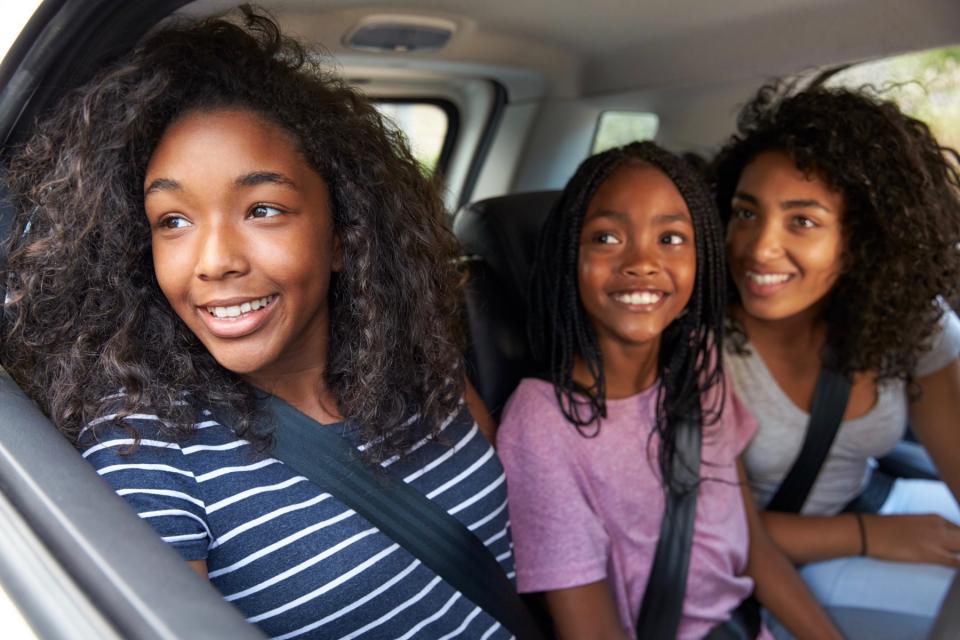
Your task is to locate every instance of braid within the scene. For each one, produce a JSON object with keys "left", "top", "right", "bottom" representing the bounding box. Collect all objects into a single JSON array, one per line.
[{"left": 528, "top": 141, "right": 727, "bottom": 492}]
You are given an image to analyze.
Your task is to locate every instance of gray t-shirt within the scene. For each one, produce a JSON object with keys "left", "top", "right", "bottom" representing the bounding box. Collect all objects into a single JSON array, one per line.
[{"left": 727, "top": 309, "right": 960, "bottom": 515}]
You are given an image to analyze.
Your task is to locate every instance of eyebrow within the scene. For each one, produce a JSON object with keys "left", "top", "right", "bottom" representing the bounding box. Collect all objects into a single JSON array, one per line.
[
  {"left": 652, "top": 212, "right": 692, "bottom": 225},
  {"left": 144, "top": 178, "right": 181, "bottom": 196},
  {"left": 733, "top": 191, "right": 833, "bottom": 213},
  {"left": 235, "top": 171, "right": 298, "bottom": 189},
  {"left": 144, "top": 171, "right": 298, "bottom": 196},
  {"left": 588, "top": 209, "right": 691, "bottom": 224}
]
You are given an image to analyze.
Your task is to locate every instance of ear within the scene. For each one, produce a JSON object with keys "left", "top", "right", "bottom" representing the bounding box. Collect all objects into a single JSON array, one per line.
[{"left": 331, "top": 232, "right": 343, "bottom": 272}]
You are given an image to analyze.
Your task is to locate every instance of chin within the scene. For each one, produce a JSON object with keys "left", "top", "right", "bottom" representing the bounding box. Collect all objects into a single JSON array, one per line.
[
  {"left": 739, "top": 301, "right": 791, "bottom": 322},
  {"left": 206, "top": 349, "right": 271, "bottom": 377}
]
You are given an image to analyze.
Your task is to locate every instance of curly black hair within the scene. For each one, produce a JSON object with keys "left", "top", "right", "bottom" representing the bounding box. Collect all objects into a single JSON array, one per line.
[
  {"left": 0, "top": 8, "right": 465, "bottom": 460},
  {"left": 714, "top": 81, "right": 960, "bottom": 383},
  {"left": 528, "top": 141, "right": 727, "bottom": 492}
]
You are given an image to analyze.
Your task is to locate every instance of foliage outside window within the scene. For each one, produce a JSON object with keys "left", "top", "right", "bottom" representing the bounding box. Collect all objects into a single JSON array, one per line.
[
  {"left": 829, "top": 45, "right": 960, "bottom": 152},
  {"left": 591, "top": 111, "right": 659, "bottom": 154},
  {"left": 373, "top": 102, "right": 450, "bottom": 176}
]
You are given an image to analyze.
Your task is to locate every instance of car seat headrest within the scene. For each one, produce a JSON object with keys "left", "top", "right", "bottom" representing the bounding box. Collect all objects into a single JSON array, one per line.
[
  {"left": 453, "top": 190, "right": 560, "bottom": 300},
  {"left": 452, "top": 190, "right": 560, "bottom": 416}
]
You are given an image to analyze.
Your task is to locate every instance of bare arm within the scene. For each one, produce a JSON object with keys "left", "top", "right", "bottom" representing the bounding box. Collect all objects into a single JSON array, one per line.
[
  {"left": 464, "top": 378, "right": 498, "bottom": 444},
  {"left": 761, "top": 359, "right": 960, "bottom": 566},
  {"left": 740, "top": 462, "right": 843, "bottom": 640},
  {"left": 543, "top": 580, "right": 629, "bottom": 640},
  {"left": 759, "top": 510, "right": 862, "bottom": 563},
  {"left": 910, "top": 358, "right": 960, "bottom": 501},
  {"left": 187, "top": 559, "right": 208, "bottom": 578}
]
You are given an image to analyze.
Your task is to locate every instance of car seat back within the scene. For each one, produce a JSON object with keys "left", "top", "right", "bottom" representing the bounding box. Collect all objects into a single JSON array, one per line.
[{"left": 452, "top": 190, "right": 559, "bottom": 417}]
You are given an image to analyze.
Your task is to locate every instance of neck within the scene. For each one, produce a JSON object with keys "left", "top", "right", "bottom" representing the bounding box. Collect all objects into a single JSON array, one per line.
[
  {"left": 575, "top": 337, "right": 661, "bottom": 399},
  {"left": 735, "top": 303, "right": 827, "bottom": 355},
  {"left": 244, "top": 365, "right": 342, "bottom": 425}
]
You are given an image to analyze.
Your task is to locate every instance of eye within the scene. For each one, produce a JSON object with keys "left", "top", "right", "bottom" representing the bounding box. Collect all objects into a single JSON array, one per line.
[
  {"left": 249, "top": 204, "right": 284, "bottom": 219},
  {"left": 594, "top": 231, "right": 621, "bottom": 245},
  {"left": 732, "top": 207, "right": 756, "bottom": 222},
  {"left": 158, "top": 214, "right": 191, "bottom": 230},
  {"left": 660, "top": 232, "right": 686, "bottom": 246},
  {"left": 792, "top": 215, "right": 818, "bottom": 229}
]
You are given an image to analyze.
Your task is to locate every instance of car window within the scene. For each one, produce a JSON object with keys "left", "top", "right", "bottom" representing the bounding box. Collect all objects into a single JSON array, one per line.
[
  {"left": 0, "top": 1, "right": 40, "bottom": 62},
  {"left": 591, "top": 111, "right": 659, "bottom": 154},
  {"left": 373, "top": 100, "right": 456, "bottom": 177},
  {"left": 828, "top": 44, "right": 960, "bottom": 151},
  {"left": 0, "top": 583, "right": 38, "bottom": 640}
]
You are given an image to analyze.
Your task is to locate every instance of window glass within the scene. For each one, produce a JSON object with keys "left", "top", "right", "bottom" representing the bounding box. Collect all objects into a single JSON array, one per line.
[
  {"left": 0, "top": 579, "right": 38, "bottom": 639},
  {"left": 373, "top": 102, "right": 452, "bottom": 176},
  {"left": 0, "top": 0, "right": 42, "bottom": 63},
  {"left": 828, "top": 45, "right": 960, "bottom": 151},
  {"left": 591, "top": 111, "right": 659, "bottom": 154}
]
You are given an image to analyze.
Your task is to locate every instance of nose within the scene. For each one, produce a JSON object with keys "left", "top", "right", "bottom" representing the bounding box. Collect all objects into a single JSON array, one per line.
[
  {"left": 746, "top": 220, "right": 784, "bottom": 261},
  {"left": 194, "top": 219, "right": 249, "bottom": 281},
  {"left": 621, "top": 240, "right": 660, "bottom": 277}
]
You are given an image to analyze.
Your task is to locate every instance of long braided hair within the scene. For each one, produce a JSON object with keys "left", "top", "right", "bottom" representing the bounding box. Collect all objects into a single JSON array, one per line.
[{"left": 528, "top": 141, "right": 727, "bottom": 491}]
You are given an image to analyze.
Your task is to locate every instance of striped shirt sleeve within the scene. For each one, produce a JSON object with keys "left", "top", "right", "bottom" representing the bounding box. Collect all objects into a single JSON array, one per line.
[{"left": 82, "top": 419, "right": 211, "bottom": 560}]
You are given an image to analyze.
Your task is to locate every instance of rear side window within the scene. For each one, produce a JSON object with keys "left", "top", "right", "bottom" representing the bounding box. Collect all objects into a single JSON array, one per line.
[
  {"left": 828, "top": 44, "right": 960, "bottom": 151},
  {"left": 591, "top": 111, "right": 659, "bottom": 154},
  {"left": 0, "top": 0, "right": 42, "bottom": 62},
  {"left": 373, "top": 100, "right": 457, "bottom": 177}
]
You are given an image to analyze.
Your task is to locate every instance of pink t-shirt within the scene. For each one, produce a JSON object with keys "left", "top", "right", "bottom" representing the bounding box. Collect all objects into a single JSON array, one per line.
[{"left": 497, "top": 378, "right": 767, "bottom": 639}]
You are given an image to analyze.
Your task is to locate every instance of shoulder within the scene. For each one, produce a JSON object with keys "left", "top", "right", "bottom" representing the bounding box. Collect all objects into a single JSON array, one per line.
[
  {"left": 916, "top": 301, "right": 960, "bottom": 377},
  {"left": 78, "top": 404, "right": 253, "bottom": 561},
  {"left": 496, "top": 378, "right": 572, "bottom": 451},
  {"left": 79, "top": 403, "right": 250, "bottom": 480},
  {"left": 704, "top": 376, "right": 759, "bottom": 457}
]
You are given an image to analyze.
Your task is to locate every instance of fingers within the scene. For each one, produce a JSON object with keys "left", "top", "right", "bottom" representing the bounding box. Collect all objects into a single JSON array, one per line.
[
  {"left": 937, "top": 516, "right": 960, "bottom": 554},
  {"left": 932, "top": 548, "right": 960, "bottom": 568}
]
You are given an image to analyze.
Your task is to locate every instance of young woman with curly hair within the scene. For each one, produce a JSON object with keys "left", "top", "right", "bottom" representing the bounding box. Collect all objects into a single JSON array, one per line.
[
  {"left": 1, "top": 9, "right": 511, "bottom": 639},
  {"left": 714, "top": 82, "right": 960, "bottom": 638}
]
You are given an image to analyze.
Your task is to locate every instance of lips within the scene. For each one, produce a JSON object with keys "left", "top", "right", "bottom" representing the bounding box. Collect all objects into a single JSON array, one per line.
[
  {"left": 195, "top": 294, "right": 278, "bottom": 338},
  {"left": 204, "top": 294, "right": 276, "bottom": 319},
  {"left": 742, "top": 269, "right": 794, "bottom": 297},
  {"left": 609, "top": 289, "right": 668, "bottom": 310}
]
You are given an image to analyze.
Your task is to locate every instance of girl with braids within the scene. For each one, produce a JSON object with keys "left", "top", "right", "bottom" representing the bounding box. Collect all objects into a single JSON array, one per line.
[
  {"left": 497, "top": 142, "right": 839, "bottom": 639},
  {"left": 715, "top": 82, "right": 960, "bottom": 639},
  {"left": 1, "top": 9, "right": 512, "bottom": 639}
]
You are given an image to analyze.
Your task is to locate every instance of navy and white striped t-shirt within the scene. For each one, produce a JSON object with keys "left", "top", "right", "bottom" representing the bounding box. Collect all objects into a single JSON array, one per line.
[{"left": 81, "top": 402, "right": 515, "bottom": 639}]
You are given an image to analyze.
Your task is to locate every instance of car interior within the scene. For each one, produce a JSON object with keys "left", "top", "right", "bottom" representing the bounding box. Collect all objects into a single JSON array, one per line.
[{"left": 1, "top": 0, "right": 959, "bottom": 637}]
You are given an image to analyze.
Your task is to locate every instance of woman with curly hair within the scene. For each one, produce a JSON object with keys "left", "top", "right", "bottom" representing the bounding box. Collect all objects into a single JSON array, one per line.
[
  {"left": 714, "top": 82, "right": 960, "bottom": 637},
  {"left": 1, "top": 8, "right": 513, "bottom": 639}
]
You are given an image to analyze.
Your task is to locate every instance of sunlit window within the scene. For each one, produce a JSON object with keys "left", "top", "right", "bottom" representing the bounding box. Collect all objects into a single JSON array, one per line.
[
  {"left": 373, "top": 101, "right": 453, "bottom": 176},
  {"left": 828, "top": 45, "right": 960, "bottom": 151},
  {"left": 0, "top": 0, "right": 42, "bottom": 64},
  {"left": 591, "top": 111, "right": 659, "bottom": 154}
]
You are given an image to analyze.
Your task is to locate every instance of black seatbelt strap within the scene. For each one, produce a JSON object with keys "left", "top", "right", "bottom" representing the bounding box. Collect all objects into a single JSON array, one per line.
[
  {"left": 635, "top": 406, "right": 702, "bottom": 640},
  {"left": 766, "top": 367, "right": 852, "bottom": 513},
  {"left": 266, "top": 397, "right": 543, "bottom": 640}
]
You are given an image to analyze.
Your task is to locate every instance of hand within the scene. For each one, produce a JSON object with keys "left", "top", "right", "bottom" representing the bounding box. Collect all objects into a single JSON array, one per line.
[{"left": 863, "top": 513, "right": 960, "bottom": 567}]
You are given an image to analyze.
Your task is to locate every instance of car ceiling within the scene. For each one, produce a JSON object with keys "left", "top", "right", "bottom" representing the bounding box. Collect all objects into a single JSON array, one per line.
[{"left": 185, "top": 0, "right": 960, "bottom": 98}]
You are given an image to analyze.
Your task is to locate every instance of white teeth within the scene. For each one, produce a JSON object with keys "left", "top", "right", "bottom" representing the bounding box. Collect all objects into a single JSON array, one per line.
[
  {"left": 747, "top": 271, "right": 791, "bottom": 285},
  {"left": 207, "top": 295, "right": 273, "bottom": 319},
  {"left": 614, "top": 291, "right": 663, "bottom": 305}
]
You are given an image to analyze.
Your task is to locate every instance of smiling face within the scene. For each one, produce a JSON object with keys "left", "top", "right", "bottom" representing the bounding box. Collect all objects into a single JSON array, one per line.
[
  {"left": 144, "top": 108, "right": 341, "bottom": 384},
  {"left": 726, "top": 150, "right": 845, "bottom": 324},
  {"left": 577, "top": 163, "right": 696, "bottom": 355}
]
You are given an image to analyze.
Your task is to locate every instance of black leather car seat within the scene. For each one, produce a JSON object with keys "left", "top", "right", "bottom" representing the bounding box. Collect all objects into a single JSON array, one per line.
[{"left": 453, "top": 190, "right": 560, "bottom": 418}]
